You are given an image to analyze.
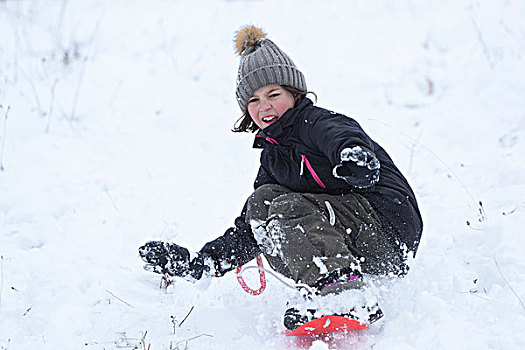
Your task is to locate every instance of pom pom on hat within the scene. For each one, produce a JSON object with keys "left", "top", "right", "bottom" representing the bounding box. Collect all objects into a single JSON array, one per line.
[{"left": 234, "top": 25, "right": 267, "bottom": 55}]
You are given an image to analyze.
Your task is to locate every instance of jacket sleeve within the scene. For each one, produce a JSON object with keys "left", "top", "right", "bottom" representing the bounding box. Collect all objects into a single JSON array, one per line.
[
  {"left": 199, "top": 200, "right": 261, "bottom": 276},
  {"left": 308, "top": 113, "right": 376, "bottom": 166}
]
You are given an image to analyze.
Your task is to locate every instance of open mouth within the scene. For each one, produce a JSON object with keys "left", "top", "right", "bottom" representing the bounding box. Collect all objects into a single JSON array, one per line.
[{"left": 262, "top": 115, "right": 277, "bottom": 123}]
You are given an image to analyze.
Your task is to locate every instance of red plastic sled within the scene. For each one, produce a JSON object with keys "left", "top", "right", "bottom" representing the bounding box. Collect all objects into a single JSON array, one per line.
[{"left": 285, "top": 315, "right": 368, "bottom": 336}]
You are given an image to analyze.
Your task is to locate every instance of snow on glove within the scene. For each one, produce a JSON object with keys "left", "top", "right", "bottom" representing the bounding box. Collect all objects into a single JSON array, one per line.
[
  {"left": 332, "top": 146, "right": 380, "bottom": 188},
  {"left": 138, "top": 241, "right": 210, "bottom": 281}
]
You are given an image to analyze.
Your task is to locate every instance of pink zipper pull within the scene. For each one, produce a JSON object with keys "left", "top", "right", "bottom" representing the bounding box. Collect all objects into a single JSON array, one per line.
[{"left": 301, "top": 155, "right": 326, "bottom": 188}]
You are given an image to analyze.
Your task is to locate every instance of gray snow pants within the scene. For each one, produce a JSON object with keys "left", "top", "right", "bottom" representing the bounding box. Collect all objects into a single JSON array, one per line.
[{"left": 245, "top": 184, "right": 406, "bottom": 287}]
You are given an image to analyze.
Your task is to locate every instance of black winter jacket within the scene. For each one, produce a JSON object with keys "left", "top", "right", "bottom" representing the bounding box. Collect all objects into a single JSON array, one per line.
[{"left": 201, "top": 98, "right": 423, "bottom": 275}]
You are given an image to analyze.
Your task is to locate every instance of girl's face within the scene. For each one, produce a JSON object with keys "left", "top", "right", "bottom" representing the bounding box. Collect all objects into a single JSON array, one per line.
[{"left": 247, "top": 84, "right": 296, "bottom": 129}]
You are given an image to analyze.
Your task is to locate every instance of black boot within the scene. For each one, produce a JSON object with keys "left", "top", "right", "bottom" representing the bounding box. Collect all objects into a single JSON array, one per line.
[
  {"left": 283, "top": 303, "right": 383, "bottom": 331},
  {"left": 284, "top": 308, "right": 318, "bottom": 331}
]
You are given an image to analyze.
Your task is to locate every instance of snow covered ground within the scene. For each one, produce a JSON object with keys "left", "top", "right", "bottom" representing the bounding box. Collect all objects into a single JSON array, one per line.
[{"left": 1, "top": 1, "right": 524, "bottom": 349}]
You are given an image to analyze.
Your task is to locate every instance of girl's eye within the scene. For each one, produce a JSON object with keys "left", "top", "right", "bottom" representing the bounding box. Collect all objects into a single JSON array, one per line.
[
  {"left": 248, "top": 98, "right": 258, "bottom": 104},
  {"left": 269, "top": 93, "right": 280, "bottom": 98}
]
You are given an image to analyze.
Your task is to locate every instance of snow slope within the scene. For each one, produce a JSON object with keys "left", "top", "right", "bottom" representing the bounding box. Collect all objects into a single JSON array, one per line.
[{"left": 1, "top": 1, "right": 524, "bottom": 349}]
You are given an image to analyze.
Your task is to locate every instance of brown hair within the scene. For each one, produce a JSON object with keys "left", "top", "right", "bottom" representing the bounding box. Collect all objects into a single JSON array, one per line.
[{"left": 232, "top": 86, "right": 317, "bottom": 133}]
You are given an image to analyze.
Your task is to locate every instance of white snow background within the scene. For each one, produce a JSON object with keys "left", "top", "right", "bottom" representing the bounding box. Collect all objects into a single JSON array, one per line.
[{"left": 1, "top": 1, "right": 524, "bottom": 349}]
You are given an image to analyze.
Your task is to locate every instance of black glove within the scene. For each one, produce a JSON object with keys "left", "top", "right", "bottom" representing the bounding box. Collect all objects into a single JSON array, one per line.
[
  {"left": 138, "top": 241, "right": 210, "bottom": 280},
  {"left": 333, "top": 146, "right": 380, "bottom": 188}
]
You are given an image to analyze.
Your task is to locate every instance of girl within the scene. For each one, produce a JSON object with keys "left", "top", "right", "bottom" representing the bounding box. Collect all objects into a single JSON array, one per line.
[{"left": 139, "top": 25, "right": 423, "bottom": 331}]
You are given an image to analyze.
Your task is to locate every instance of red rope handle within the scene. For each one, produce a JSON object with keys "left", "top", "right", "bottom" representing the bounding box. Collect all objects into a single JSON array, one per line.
[{"left": 236, "top": 255, "right": 267, "bottom": 296}]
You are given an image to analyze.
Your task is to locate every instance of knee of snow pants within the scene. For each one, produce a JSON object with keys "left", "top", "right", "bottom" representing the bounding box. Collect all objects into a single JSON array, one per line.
[{"left": 245, "top": 184, "right": 295, "bottom": 278}]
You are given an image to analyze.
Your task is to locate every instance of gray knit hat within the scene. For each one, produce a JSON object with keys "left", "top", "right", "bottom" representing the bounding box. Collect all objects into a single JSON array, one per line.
[{"left": 234, "top": 25, "right": 307, "bottom": 111}]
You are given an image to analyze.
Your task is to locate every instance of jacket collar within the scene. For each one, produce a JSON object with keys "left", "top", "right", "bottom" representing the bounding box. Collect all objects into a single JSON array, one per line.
[{"left": 253, "top": 98, "right": 313, "bottom": 148}]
